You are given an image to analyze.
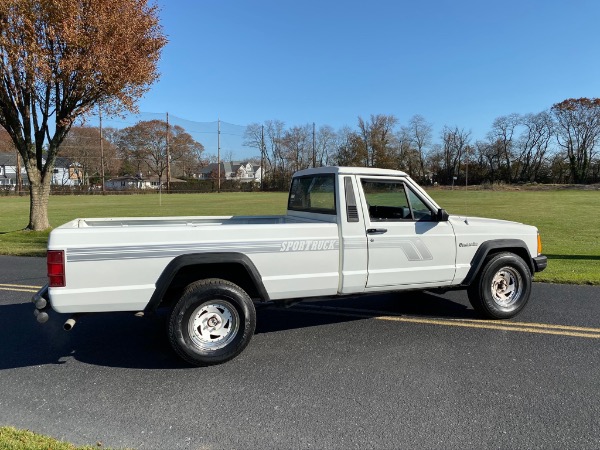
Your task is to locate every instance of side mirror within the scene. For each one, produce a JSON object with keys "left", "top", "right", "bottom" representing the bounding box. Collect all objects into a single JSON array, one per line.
[{"left": 436, "top": 208, "right": 449, "bottom": 222}]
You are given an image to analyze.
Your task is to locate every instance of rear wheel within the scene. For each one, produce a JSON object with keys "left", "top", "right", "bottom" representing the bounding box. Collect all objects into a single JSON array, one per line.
[
  {"left": 168, "top": 278, "right": 256, "bottom": 366},
  {"left": 467, "top": 252, "right": 532, "bottom": 319}
]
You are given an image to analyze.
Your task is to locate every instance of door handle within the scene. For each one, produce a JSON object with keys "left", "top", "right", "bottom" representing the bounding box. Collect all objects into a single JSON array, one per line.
[{"left": 367, "top": 228, "right": 388, "bottom": 234}]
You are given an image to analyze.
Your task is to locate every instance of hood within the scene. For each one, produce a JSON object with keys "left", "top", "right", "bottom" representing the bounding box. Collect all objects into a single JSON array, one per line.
[
  {"left": 449, "top": 215, "right": 524, "bottom": 228},
  {"left": 448, "top": 215, "right": 539, "bottom": 239}
]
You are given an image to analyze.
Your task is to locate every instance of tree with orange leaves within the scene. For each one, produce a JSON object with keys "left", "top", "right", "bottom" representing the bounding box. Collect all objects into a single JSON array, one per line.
[{"left": 0, "top": 0, "right": 166, "bottom": 229}]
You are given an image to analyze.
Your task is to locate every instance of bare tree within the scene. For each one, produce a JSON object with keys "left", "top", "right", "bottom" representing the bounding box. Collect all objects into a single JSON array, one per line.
[
  {"left": 61, "top": 126, "right": 120, "bottom": 185},
  {"left": 264, "top": 120, "right": 286, "bottom": 188},
  {"left": 315, "top": 125, "right": 337, "bottom": 167},
  {"left": 487, "top": 114, "right": 520, "bottom": 183},
  {"left": 407, "top": 115, "right": 433, "bottom": 180},
  {"left": 397, "top": 126, "right": 420, "bottom": 177},
  {"left": 474, "top": 140, "right": 500, "bottom": 183},
  {"left": 514, "top": 112, "right": 554, "bottom": 182},
  {"left": 243, "top": 123, "right": 267, "bottom": 162},
  {"left": 332, "top": 127, "right": 365, "bottom": 167},
  {"left": 441, "top": 126, "right": 471, "bottom": 184},
  {"left": 281, "top": 124, "right": 312, "bottom": 172},
  {"left": 0, "top": 0, "right": 166, "bottom": 229},
  {"left": 551, "top": 98, "right": 600, "bottom": 183},
  {"left": 358, "top": 114, "right": 398, "bottom": 168},
  {"left": 118, "top": 120, "right": 203, "bottom": 183}
]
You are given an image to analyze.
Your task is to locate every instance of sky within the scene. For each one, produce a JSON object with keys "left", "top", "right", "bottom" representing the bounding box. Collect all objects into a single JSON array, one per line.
[{"left": 116, "top": 0, "right": 600, "bottom": 159}]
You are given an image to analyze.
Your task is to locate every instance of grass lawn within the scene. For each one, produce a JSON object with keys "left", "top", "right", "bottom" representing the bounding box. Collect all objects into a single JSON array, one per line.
[
  {"left": 0, "top": 426, "right": 110, "bottom": 450},
  {"left": 0, "top": 189, "right": 598, "bottom": 284},
  {"left": 429, "top": 189, "right": 600, "bottom": 285}
]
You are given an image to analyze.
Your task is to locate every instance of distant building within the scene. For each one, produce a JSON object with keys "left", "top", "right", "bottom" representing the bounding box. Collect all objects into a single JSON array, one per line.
[
  {"left": 196, "top": 161, "right": 262, "bottom": 183},
  {"left": 51, "top": 157, "right": 85, "bottom": 186},
  {"left": 0, "top": 152, "right": 28, "bottom": 189},
  {"left": 105, "top": 174, "right": 186, "bottom": 190},
  {"left": 0, "top": 152, "right": 88, "bottom": 188},
  {"left": 105, "top": 175, "right": 145, "bottom": 190}
]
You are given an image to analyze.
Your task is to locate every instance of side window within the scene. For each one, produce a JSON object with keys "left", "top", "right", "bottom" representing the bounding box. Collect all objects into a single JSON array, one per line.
[
  {"left": 405, "top": 187, "right": 435, "bottom": 221},
  {"left": 288, "top": 174, "right": 336, "bottom": 215},
  {"left": 361, "top": 179, "right": 434, "bottom": 222},
  {"left": 361, "top": 179, "right": 412, "bottom": 221}
]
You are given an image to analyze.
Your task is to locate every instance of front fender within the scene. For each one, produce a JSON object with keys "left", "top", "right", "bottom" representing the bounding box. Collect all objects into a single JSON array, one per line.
[{"left": 461, "top": 239, "right": 534, "bottom": 287}]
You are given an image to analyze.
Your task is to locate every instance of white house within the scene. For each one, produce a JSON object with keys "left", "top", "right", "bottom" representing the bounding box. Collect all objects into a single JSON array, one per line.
[
  {"left": 196, "top": 161, "right": 262, "bottom": 183},
  {"left": 105, "top": 175, "right": 145, "bottom": 190},
  {"left": 51, "top": 157, "right": 85, "bottom": 186},
  {"left": 105, "top": 174, "right": 186, "bottom": 190}
]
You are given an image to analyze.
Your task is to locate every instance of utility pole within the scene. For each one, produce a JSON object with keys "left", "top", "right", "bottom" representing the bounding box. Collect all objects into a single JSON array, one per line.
[
  {"left": 217, "top": 118, "right": 221, "bottom": 193},
  {"left": 261, "top": 124, "right": 265, "bottom": 191},
  {"left": 465, "top": 145, "right": 469, "bottom": 191},
  {"left": 99, "top": 107, "right": 105, "bottom": 194},
  {"left": 15, "top": 148, "right": 22, "bottom": 194},
  {"left": 166, "top": 112, "right": 171, "bottom": 193},
  {"left": 312, "top": 122, "right": 316, "bottom": 168}
]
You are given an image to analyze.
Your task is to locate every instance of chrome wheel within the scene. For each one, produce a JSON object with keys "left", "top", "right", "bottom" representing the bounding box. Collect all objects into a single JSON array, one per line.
[
  {"left": 188, "top": 300, "right": 240, "bottom": 350},
  {"left": 468, "top": 252, "right": 532, "bottom": 319},
  {"left": 169, "top": 279, "right": 256, "bottom": 366},
  {"left": 490, "top": 266, "right": 522, "bottom": 308}
]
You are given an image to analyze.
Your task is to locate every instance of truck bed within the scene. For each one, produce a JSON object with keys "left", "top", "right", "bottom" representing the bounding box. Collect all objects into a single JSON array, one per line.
[
  {"left": 48, "top": 214, "right": 342, "bottom": 313},
  {"left": 64, "top": 215, "right": 311, "bottom": 228}
]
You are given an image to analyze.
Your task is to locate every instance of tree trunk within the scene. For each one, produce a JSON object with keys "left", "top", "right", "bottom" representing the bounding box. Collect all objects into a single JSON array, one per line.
[
  {"left": 26, "top": 160, "right": 52, "bottom": 230},
  {"left": 28, "top": 181, "right": 51, "bottom": 230}
]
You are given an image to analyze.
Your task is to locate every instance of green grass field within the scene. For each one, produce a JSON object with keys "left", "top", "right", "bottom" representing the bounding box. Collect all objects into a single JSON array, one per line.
[
  {"left": 0, "top": 189, "right": 598, "bottom": 284},
  {"left": 0, "top": 426, "right": 110, "bottom": 450}
]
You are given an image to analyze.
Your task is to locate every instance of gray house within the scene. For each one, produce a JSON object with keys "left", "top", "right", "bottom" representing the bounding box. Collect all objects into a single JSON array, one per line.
[
  {"left": 0, "top": 153, "right": 85, "bottom": 189},
  {"left": 0, "top": 152, "right": 28, "bottom": 189}
]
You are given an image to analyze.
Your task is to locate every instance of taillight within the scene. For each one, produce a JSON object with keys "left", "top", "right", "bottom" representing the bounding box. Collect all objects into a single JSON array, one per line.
[{"left": 47, "top": 250, "right": 65, "bottom": 287}]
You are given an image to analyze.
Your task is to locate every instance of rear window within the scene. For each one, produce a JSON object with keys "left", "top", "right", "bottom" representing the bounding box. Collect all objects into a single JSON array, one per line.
[{"left": 288, "top": 174, "right": 336, "bottom": 215}]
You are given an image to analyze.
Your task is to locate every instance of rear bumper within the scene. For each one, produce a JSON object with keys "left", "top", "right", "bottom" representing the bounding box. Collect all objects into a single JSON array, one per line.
[{"left": 533, "top": 255, "right": 548, "bottom": 272}]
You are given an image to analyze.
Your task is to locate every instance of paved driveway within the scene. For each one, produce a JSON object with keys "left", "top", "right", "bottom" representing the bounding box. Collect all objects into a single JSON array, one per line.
[{"left": 0, "top": 256, "right": 599, "bottom": 449}]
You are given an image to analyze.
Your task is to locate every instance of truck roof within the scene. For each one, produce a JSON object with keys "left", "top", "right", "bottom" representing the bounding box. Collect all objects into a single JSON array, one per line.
[{"left": 293, "top": 166, "right": 408, "bottom": 177}]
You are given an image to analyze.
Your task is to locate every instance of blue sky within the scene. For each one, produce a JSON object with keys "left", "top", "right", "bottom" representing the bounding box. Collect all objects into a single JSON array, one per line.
[{"left": 127, "top": 0, "right": 600, "bottom": 158}]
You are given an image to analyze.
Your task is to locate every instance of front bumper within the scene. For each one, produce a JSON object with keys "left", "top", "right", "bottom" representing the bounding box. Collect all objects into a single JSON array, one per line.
[
  {"left": 32, "top": 284, "right": 50, "bottom": 323},
  {"left": 533, "top": 255, "right": 548, "bottom": 272}
]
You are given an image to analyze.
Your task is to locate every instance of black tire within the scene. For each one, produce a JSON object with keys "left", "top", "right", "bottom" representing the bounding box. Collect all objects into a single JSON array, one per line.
[
  {"left": 467, "top": 252, "right": 532, "bottom": 319},
  {"left": 168, "top": 278, "right": 256, "bottom": 366}
]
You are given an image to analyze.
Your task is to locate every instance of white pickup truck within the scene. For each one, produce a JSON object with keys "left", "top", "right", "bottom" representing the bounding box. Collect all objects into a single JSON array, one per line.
[{"left": 33, "top": 166, "right": 547, "bottom": 366}]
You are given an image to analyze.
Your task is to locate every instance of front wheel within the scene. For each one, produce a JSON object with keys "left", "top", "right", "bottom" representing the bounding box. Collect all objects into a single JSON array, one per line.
[
  {"left": 467, "top": 252, "right": 532, "bottom": 319},
  {"left": 168, "top": 278, "right": 256, "bottom": 366}
]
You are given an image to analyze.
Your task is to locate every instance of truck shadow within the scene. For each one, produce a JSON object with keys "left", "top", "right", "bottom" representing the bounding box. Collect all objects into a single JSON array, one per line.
[
  {"left": 545, "top": 253, "right": 600, "bottom": 261},
  {"left": 0, "top": 303, "right": 186, "bottom": 370},
  {"left": 255, "top": 290, "right": 475, "bottom": 334},
  {"left": 0, "top": 291, "right": 473, "bottom": 370}
]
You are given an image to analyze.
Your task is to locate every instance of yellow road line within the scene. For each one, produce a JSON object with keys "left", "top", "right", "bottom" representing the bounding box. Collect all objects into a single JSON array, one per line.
[
  {"left": 0, "top": 283, "right": 43, "bottom": 289},
  {"left": 0, "top": 287, "right": 39, "bottom": 293},
  {"left": 375, "top": 315, "right": 600, "bottom": 339},
  {"left": 291, "top": 305, "right": 600, "bottom": 339},
  {"left": 0, "top": 283, "right": 42, "bottom": 293},
  {"left": 447, "top": 317, "right": 600, "bottom": 333}
]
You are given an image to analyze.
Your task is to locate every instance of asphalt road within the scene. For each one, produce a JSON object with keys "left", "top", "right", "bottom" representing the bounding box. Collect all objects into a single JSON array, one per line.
[{"left": 0, "top": 255, "right": 599, "bottom": 449}]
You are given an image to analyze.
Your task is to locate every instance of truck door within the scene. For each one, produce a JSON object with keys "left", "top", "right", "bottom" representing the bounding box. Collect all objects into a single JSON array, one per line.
[{"left": 360, "top": 178, "right": 456, "bottom": 288}]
